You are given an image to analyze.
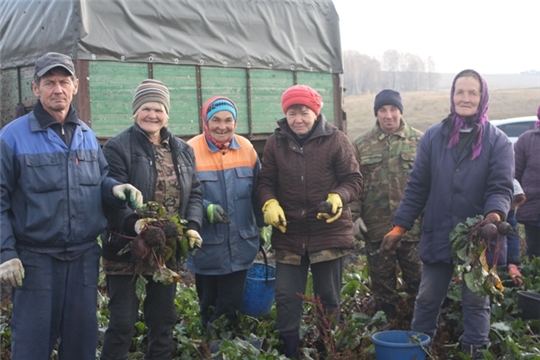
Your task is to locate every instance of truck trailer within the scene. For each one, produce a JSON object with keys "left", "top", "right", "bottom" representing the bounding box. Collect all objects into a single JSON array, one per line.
[{"left": 0, "top": 0, "right": 345, "bottom": 152}]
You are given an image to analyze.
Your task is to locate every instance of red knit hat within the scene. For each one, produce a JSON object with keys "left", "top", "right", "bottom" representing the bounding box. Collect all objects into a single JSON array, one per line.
[{"left": 281, "top": 85, "right": 323, "bottom": 115}]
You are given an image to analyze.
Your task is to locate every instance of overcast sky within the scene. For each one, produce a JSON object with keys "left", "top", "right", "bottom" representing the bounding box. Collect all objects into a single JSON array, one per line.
[{"left": 332, "top": 0, "right": 539, "bottom": 75}]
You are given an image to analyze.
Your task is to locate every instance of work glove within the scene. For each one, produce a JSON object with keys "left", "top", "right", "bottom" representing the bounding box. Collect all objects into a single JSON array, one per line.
[
  {"left": 207, "top": 204, "right": 231, "bottom": 224},
  {"left": 508, "top": 264, "right": 523, "bottom": 286},
  {"left": 262, "top": 199, "right": 287, "bottom": 233},
  {"left": 186, "top": 229, "right": 203, "bottom": 249},
  {"left": 113, "top": 184, "right": 143, "bottom": 209},
  {"left": 381, "top": 225, "right": 406, "bottom": 251},
  {"left": 134, "top": 218, "right": 157, "bottom": 234},
  {"left": 316, "top": 193, "right": 343, "bottom": 223},
  {"left": 484, "top": 212, "right": 501, "bottom": 224},
  {"left": 352, "top": 217, "right": 368, "bottom": 240},
  {"left": 0, "top": 258, "right": 25, "bottom": 287}
]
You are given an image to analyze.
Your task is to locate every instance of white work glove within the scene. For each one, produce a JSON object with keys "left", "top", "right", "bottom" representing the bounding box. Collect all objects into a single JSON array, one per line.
[
  {"left": 134, "top": 218, "right": 157, "bottom": 234},
  {"left": 113, "top": 184, "right": 143, "bottom": 209},
  {"left": 352, "top": 217, "right": 368, "bottom": 240},
  {"left": 0, "top": 258, "right": 25, "bottom": 287},
  {"left": 186, "top": 229, "right": 203, "bottom": 249}
]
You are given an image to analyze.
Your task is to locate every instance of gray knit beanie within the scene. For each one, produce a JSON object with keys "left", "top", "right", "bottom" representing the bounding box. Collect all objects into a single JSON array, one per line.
[{"left": 132, "top": 79, "right": 170, "bottom": 114}]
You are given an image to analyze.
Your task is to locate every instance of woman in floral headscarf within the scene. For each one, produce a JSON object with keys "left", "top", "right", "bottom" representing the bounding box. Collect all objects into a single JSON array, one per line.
[{"left": 382, "top": 69, "right": 514, "bottom": 358}]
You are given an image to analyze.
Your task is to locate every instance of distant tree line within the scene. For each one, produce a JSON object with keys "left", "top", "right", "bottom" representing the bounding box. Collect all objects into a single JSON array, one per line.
[{"left": 343, "top": 50, "right": 441, "bottom": 95}]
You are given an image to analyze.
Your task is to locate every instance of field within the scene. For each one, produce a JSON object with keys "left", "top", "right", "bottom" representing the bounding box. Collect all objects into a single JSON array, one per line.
[{"left": 344, "top": 88, "right": 540, "bottom": 140}]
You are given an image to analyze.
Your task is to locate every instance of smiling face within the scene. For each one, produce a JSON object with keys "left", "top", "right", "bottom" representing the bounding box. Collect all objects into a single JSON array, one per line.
[
  {"left": 134, "top": 102, "right": 168, "bottom": 143},
  {"left": 286, "top": 105, "right": 318, "bottom": 136},
  {"left": 208, "top": 110, "right": 236, "bottom": 142},
  {"left": 376, "top": 104, "right": 402, "bottom": 134},
  {"left": 32, "top": 68, "right": 78, "bottom": 122},
  {"left": 453, "top": 76, "right": 481, "bottom": 117}
]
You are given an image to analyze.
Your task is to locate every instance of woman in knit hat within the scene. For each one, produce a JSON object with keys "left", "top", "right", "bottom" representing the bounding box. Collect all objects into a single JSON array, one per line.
[
  {"left": 256, "top": 84, "right": 363, "bottom": 357},
  {"left": 186, "top": 96, "right": 263, "bottom": 337},
  {"left": 382, "top": 69, "right": 514, "bottom": 358},
  {"left": 100, "top": 79, "right": 204, "bottom": 360},
  {"left": 514, "top": 104, "right": 540, "bottom": 259}
]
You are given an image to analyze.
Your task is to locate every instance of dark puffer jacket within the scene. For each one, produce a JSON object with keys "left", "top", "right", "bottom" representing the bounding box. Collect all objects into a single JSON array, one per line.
[
  {"left": 101, "top": 124, "right": 203, "bottom": 263},
  {"left": 256, "top": 115, "right": 363, "bottom": 254},
  {"left": 514, "top": 127, "right": 540, "bottom": 223}
]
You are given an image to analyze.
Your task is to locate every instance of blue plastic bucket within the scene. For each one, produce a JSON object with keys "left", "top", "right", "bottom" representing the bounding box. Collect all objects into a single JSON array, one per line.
[
  {"left": 371, "top": 330, "right": 430, "bottom": 360},
  {"left": 241, "top": 262, "right": 276, "bottom": 317}
]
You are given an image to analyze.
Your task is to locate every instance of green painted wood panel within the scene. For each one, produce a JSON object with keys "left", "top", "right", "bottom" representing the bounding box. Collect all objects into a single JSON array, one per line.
[
  {"left": 153, "top": 64, "right": 199, "bottom": 135},
  {"left": 297, "top": 72, "right": 335, "bottom": 124},
  {"left": 89, "top": 62, "right": 148, "bottom": 137},
  {"left": 250, "top": 70, "right": 294, "bottom": 133},
  {"left": 200, "top": 68, "right": 249, "bottom": 134}
]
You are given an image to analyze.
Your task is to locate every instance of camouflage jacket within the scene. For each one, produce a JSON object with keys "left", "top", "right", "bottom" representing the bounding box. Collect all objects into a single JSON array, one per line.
[{"left": 351, "top": 121, "right": 423, "bottom": 243}]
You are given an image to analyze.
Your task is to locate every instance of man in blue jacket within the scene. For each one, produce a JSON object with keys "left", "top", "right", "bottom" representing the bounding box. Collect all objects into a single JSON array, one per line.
[{"left": 0, "top": 52, "right": 142, "bottom": 360}]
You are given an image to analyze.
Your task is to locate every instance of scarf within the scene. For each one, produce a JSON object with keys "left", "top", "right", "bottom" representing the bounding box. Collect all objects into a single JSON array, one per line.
[{"left": 446, "top": 69, "right": 489, "bottom": 160}]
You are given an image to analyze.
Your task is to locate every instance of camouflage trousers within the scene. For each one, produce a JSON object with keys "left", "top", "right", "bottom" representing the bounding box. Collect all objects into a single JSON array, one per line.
[{"left": 365, "top": 241, "right": 421, "bottom": 307}]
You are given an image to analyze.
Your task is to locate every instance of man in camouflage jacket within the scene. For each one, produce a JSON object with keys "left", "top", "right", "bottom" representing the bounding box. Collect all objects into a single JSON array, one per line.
[{"left": 351, "top": 89, "right": 423, "bottom": 321}]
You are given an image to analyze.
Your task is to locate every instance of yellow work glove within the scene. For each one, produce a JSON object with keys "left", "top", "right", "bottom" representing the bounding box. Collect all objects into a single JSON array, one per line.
[
  {"left": 134, "top": 218, "right": 157, "bottom": 234},
  {"left": 112, "top": 184, "right": 143, "bottom": 209},
  {"left": 0, "top": 258, "right": 25, "bottom": 287},
  {"left": 262, "top": 199, "right": 287, "bottom": 233},
  {"left": 186, "top": 229, "right": 203, "bottom": 249},
  {"left": 381, "top": 225, "right": 406, "bottom": 251},
  {"left": 316, "top": 193, "right": 343, "bottom": 223}
]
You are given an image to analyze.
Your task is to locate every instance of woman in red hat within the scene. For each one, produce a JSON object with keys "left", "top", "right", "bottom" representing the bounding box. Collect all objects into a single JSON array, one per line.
[{"left": 256, "top": 84, "right": 363, "bottom": 358}]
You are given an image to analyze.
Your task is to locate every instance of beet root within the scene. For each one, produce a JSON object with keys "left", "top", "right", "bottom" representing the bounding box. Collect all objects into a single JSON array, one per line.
[
  {"left": 497, "top": 221, "right": 518, "bottom": 237},
  {"left": 317, "top": 201, "right": 333, "bottom": 214},
  {"left": 480, "top": 223, "right": 499, "bottom": 242},
  {"left": 140, "top": 226, "right": 166, "bottom": 247},
  {"left": 130, "top": 238, "right": 152, "bottom": 259}
]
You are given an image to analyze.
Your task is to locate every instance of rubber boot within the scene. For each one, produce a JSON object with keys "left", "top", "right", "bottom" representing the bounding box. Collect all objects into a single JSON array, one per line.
[
  {"left": 280, "top": 333, "right": 300, "bottom": 359},
  {"left": 462, "top": 343, "right": 487, "bottom": 359}
]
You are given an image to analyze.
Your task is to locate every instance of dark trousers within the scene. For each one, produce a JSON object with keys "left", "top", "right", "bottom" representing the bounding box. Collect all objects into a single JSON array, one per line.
[
  {"left": 195, "top": 270, "right": 248, "bottom": 328},
  {"left": 101, "top": 275, "right": 177, "bottom": 360},
  {"left": 524, "top": 224, "right": 540, "bottom": 258},
  {"left": 506, "top": 209, "right": 521, "bottom": 264},
  {"left": 11, "top": 244, "right": 101, "bottom": 360},
  {"left": 275, "top": 255, "right": 343, "bottom": 336}
]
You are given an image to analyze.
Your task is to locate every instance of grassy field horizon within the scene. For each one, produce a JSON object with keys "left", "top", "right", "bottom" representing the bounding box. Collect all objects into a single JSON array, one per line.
[{"left": 344, "top": 88, "right": 540, "bottom": 140}]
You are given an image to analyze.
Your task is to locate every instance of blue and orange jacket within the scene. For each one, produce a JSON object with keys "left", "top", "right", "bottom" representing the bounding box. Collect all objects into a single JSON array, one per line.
[{"left": 186, "top": 134, "right": 263, "bottom": 275}]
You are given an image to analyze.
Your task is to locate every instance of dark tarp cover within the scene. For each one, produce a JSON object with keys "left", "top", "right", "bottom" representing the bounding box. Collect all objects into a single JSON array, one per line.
[{"left": 0, "top": 0, "right": 343, "bottom": 73}]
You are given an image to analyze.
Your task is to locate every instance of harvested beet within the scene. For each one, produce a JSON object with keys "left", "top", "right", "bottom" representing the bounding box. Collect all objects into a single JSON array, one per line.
[
  {"left": 140, "top": 226, "right": 166, "bottom": 247},
  {"left": 480, "top": 223, "right": 499, "bottom": 242},
  {"left": 130, "top": 238, "right": 152, "bottom": 259},
  {"left": 497, "top": 221, "right": 517, "bottom": 236},
  {"left": 317, "top": 201, "right": 333, "bottom": 214},
  {"left": 162, "top": 220, "right": 180, "bottom": 239}
]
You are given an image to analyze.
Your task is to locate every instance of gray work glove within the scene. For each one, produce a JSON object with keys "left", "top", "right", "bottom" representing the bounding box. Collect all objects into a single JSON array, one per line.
[
  {"left": 0, "top": 258, "right": 25, "bottom": 287},
  {"left": 352, "top": 217, "right": 367, "bottom": 240},
  {"left": 207, "top": 204, "right": 231, "bottom": 224},
  {"left": 113, "top": 184, "right": 143, "bottom": 209}
]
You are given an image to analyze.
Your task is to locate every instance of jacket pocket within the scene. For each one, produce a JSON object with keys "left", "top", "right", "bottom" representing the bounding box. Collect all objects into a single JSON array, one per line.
[
  {"left": 238, "top": 227, "right": 260, "bottom": 241},
  {"left": 76, "top": 149, "right": 101, "bottom": 185},
  {"left": 234, "top": 167, "right": 254, "bottom": 200},
  {"left": 24, "top": 154, "right": 63, "bottom": 193},
  {"left": 400, "top": 151, "right": 416, "bottom": 174}
]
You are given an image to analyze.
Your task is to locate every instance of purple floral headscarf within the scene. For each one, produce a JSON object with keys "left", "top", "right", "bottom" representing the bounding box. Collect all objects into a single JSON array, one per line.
[{"left": 446, "top": 69, "right": 489, "bottom": 160}]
